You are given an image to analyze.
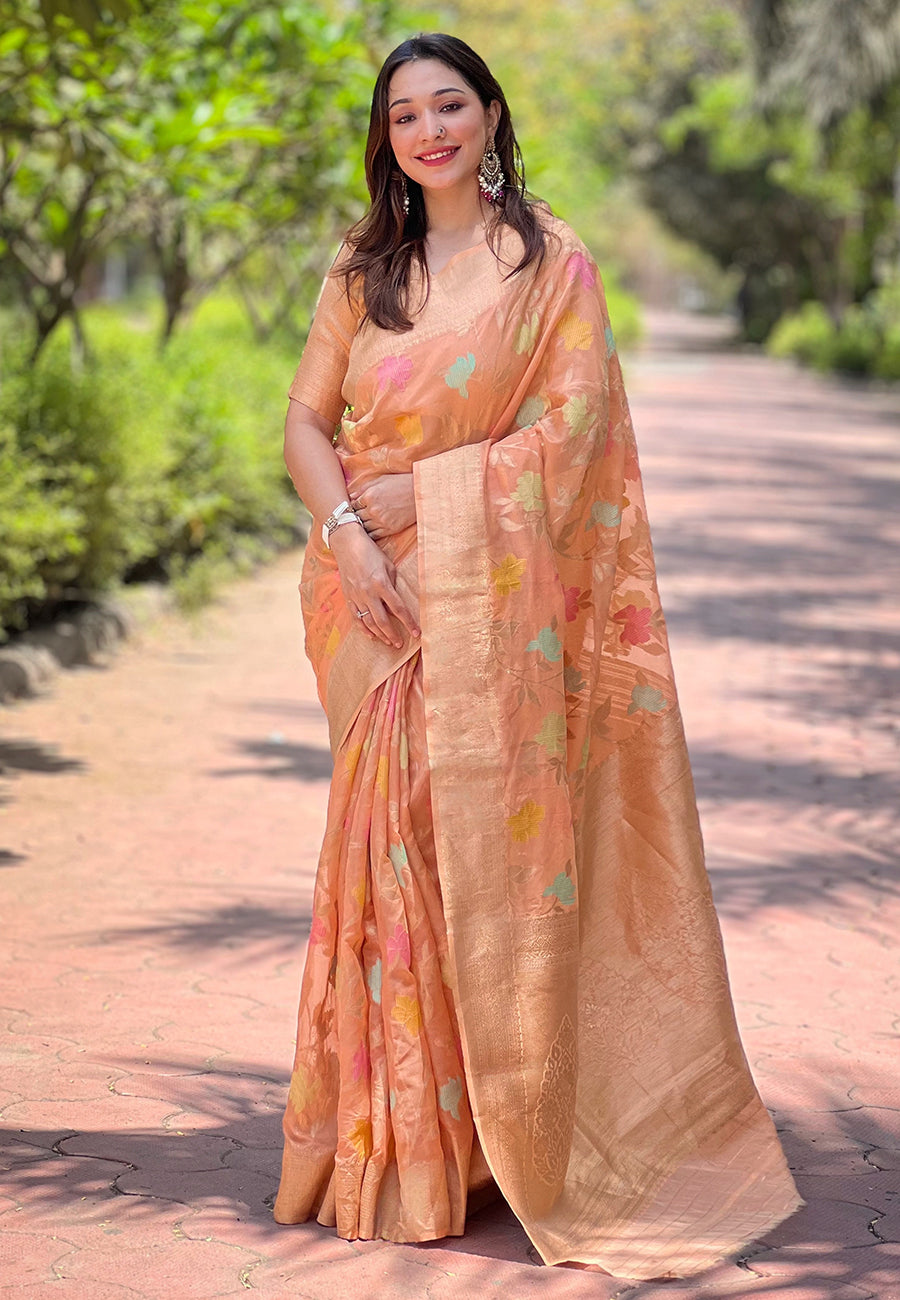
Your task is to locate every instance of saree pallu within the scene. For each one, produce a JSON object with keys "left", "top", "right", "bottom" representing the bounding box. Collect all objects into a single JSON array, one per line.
[{"left": 274, "top": 218, "right": 802, "bottom": 1277}]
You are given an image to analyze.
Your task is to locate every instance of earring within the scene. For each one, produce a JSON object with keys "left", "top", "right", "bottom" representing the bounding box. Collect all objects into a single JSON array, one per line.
[
  {"left": 478, "top": 139, "right": 505, "bottom": 204},
  {"left": 400, "top": 173, "right": 409, "bottom": 216}
]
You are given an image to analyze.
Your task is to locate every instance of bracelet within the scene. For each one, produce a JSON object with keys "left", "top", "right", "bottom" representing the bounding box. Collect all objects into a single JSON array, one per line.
[
  {"left": 322, "top": 506, "right": 363, "bottom": 549},
  {"left": 322, "top": 499, "right": 352, "bottom": 547}
]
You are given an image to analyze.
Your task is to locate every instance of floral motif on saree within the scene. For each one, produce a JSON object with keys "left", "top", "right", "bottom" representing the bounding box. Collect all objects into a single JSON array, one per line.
[{"left": 274, "top": 217, "right": 802, "bottom": 1277}]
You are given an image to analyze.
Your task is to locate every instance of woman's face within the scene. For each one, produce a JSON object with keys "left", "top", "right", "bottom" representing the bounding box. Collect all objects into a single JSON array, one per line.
[{"left": 387, "top": 58, "right": 500, "bottom": 198}]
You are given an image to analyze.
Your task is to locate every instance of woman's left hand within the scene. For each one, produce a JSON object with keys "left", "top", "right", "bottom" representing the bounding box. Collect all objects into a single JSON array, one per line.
[{"left": 351, "top": 473, "right": 417, "bottom": 541}]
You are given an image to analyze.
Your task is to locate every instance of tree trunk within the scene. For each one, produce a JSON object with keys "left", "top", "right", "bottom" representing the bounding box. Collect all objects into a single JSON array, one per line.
[{"left": 152, "top": 212, "right": 191, "bottom": 349}]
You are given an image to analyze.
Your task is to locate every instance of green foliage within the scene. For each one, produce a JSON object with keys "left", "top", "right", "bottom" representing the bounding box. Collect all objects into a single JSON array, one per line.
[
  {"left": 445, "top": 0, "right": 900, "bottom": 362},
  {"left": 0, "top": 0, "right": 402, "bottom": 353},
  {"left": 0, "top": 423, "right": 85, "bottom": 626},
  {"left": 767, "top": 301, "right": 836, "bottom": 369},
  {"left": 768, "top": 283, "right": 900, "bottom": 378},
  {"left": 0, "top": 298, "right": 305, "bottom": 639},
  {"left": 603, "top": 277, "right": 642, "bottom": 350}
]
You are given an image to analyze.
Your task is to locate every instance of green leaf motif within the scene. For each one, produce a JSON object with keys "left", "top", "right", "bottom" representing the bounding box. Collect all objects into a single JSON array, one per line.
[
  {"left": 511, "top": 470, "right": 545, "bottom": 512},
  {"left": 439, "top": 1076, "right": 463, "bottom": 1121},
  {"left": 526, "top": 626, "right": 563, "bottom": 663},
  {"left": 444, "top": 352, "right": 476, "bottom": 398},
  {"left": 605, "top": 324, "right": 617, "bottom": 356},
  {"left": 534, "top": 711, "right": 567, "bottom": 756},
  {"left": 564, "top": 663, "right": 586, "bottom": 694},
  {"left": 586, "top": 500, "right": 621, "bottom": 530},
  {"left": 543, "top": 872, "right": 576, "bottom": 906},
  {"left": 563, "top": 393, "right": 592, "bottom": 437},
  {"left": 389, "top": 841, "right": 408, "bottom": 888},
  {"left": 627, "top": 684, "right": 668, "bottom": 715},
  {"left": 367, "top": 958, "right": 382, "bottom": 1005},
  {"left": 516, "top": 395, "right": 546, "bottom": 429}
]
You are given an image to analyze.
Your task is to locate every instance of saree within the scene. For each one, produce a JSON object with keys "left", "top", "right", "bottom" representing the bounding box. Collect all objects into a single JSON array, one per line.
[{"left": 273, "top": 216, "right": 802, "bottom": 1278}]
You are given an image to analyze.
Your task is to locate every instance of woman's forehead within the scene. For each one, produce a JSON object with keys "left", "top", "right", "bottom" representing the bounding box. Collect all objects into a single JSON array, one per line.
[{"left": 387, "top": 58, "right": 473, "bottom": 106}]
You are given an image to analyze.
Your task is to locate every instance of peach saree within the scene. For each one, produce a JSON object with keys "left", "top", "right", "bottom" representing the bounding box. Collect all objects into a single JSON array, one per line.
[{"left": 274, "top": 217, "right": 801, "bottom": 1277}]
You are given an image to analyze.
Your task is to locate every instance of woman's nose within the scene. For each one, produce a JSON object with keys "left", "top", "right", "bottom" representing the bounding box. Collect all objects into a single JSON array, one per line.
[{"left": 418, "top": 111, "right": 444, "bottom": 141}]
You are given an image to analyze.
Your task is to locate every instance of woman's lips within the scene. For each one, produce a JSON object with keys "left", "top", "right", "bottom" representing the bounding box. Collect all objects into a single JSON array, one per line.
[{"left": 415, "top": 146, "right": 461, "bottom": 167}]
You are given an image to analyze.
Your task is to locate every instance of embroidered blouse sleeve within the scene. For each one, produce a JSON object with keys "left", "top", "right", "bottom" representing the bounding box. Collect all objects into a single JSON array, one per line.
[{"left": 288, "top": 250, "right": 361, "bottom": 425}]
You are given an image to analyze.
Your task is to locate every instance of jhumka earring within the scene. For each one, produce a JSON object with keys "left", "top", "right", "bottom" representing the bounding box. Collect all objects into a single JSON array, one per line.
[
  {"left": 478, "top": 139, "right": 505, "bottom": 203},
  {"left": 400, "top": 174, "right": 409, "bottom": 216}
]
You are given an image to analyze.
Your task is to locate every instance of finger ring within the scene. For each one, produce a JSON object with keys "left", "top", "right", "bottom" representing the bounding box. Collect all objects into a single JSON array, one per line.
[{"left": 355, "top": 608, "right": 368, "bottom": 619}]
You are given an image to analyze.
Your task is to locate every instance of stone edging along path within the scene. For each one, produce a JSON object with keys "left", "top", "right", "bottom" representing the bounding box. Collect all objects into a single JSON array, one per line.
[
  {"left": 0, "top": 523, "right": 312, "bottom": 706},
  {"left": 0, "top": 586, "right": 172, "bottom": 705}
]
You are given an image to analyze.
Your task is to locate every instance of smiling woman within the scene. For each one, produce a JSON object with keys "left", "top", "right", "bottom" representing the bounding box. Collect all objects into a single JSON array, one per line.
[{"left": 271, "top": 32, "right": 802, "bottom": 1279}]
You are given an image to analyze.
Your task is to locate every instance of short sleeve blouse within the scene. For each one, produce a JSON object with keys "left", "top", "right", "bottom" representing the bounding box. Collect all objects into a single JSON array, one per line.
[{"left": 288, "top": 249, "right": 362, "bottom": 425}]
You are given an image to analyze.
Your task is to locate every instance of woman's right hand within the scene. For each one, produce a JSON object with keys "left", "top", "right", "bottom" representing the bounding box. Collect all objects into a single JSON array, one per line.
[{"left": 329, "top": 522, "right": 420, "bottom": 648}]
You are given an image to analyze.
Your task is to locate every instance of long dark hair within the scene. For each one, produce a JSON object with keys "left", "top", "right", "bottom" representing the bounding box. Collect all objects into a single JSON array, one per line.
[{"left": 339, "top": 33, "right": 547, "bottom": 332}]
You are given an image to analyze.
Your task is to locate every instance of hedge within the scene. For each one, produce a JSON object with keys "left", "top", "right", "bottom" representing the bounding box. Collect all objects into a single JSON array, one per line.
[
  {"left": 0, "top": 297, "right": 306, "bottom": 640},
  {"left": 768, "top": 285, "right": 900, "bottom": 380}
]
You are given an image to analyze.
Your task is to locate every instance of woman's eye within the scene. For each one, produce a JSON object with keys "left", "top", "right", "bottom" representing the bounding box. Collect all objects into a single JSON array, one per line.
[{"left": 441, "top": 102, "right": 462, "bottom": 112}]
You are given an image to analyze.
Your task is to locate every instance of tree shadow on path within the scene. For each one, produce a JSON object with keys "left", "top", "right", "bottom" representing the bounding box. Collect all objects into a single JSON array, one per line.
[{"left": 2, "top": 1061, "right": 897, "bottom": 1291}]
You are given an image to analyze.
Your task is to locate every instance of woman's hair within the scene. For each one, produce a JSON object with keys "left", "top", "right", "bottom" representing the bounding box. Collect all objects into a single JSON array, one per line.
[{"left": 338, "top": 32, "right": 547, "bottom": 332}]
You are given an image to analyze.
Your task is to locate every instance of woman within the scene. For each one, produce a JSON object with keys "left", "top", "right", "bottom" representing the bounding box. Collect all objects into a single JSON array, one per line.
[{"left": 273, "top": 32, "right": 801, "bottom": 1279}]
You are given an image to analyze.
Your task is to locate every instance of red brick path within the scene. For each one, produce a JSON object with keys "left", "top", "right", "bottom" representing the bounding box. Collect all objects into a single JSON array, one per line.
[{"left": 2, "top": 312, "right": 898, "bottom": 1298}]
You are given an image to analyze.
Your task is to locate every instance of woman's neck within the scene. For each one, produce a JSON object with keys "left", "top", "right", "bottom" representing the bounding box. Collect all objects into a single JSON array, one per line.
[{"left": 423, "top": 184, "right": 491, "bottom": 238}]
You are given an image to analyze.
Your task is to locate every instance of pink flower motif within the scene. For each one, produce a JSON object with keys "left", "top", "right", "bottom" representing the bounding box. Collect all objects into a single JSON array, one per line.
[
  {"left": 351, "top": 1041, "right": 370, "bottom": 1082},
  {"left": 563, "top": 585, "right": 581, "bottom": 623},
  {"left": 378, "top": 355, "right": 413, "bottom": 392},
  {"left": 613, "top": 603, "right": 653, "bottom": 646},
  {"left": 566, "top": 250, "right": 596, "bottom": 290},
  {"left": 387, "top": 922, "right": 411, "bottom": 967},
  {"left": 309, "top": 915, "right": 328, "bottom": 946}
]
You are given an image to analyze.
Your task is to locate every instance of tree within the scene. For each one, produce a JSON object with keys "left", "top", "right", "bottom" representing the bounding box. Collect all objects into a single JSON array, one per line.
[
  {"left": 127, "top": 0, "right": 384, "bottom": 343},
  {"left": 0, "top": 6, "right": 138, "bottom": 358},
  {"left": 0, "top": 0, "right": 400, "bottom": 357},
  {"left": 748, "top": 0, "right": 900, "bottom": 305}
]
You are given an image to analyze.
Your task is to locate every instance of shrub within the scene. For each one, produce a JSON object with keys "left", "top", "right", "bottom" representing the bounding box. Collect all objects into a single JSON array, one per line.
[
  {"left": 604, "top": 277, "right": 643, "bottom": 350},
  {"left": 767, "top": 301, "right": 837, "bottom": 370},
  {"left": 0, "top": 297, "right": 306, "bottom": 640},
  {"left": 768, "top": 286, "right": 900, "bottom": 380}
]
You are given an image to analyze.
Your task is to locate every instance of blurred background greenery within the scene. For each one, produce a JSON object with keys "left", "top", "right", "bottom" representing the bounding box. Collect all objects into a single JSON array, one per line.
[{"left": 1, "top": 0, "right": 898, "bottom": 640}]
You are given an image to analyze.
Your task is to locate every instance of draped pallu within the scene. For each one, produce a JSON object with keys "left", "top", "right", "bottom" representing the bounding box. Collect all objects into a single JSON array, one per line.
[{"left": 274, "top": 218, "right": 802, "bottom": 1277}]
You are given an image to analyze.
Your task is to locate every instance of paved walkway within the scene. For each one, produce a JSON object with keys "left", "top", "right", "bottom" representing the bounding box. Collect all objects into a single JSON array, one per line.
[{"left": 2, "top": 313, "right": 899, "bottom": 1299}]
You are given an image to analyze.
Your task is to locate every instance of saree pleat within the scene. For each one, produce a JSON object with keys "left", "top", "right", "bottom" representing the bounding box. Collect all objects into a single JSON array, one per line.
[
  {"left": 275, "top": 215, "right": 801, "bottom": 1276},
  {"left": 275, "top": 651, "right": 494, "bottom": 1242}
]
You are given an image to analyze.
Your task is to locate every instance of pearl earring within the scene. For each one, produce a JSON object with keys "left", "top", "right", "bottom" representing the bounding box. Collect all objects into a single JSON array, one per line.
[{"left": 478, "top": 139, "right": 505, "bottom": 204}]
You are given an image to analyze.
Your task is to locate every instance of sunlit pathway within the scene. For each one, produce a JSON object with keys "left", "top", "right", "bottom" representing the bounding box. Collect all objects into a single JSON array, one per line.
[{"left": 1, "top": 313, "right": 898, "bottom": 1299}]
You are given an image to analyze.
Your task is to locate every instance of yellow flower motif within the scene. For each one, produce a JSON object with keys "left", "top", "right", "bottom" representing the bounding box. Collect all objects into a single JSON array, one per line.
[
  {"left": 391, "top": 994, "right": 422, "bottom": 1036},
  {"left": 395, "top": 413, "right": 423, "bottom": 445},
  {"left": 506, "top": 799, "right": 546, "bottom": 843},
  {"left": 491, "top": 554, "right": 527, "bottom": 596},
  {"left": 345, "top": 742, "right": 363, "bottom": 779},
  {"left": 324, "top": 624, "right": 341, "bottom": 657},
  {"left": 348, "top": 1116, "right": 372, "bottom": 1161},
  {"left": 376, "top": 755, "right": 389, "bottom": 799},
  {"left": 514, "top": 311, "right": 540, "bottom": 354},
  {"left": 534, "top": 712, "right": 567, "bottom": 757},
  {"left": 352, "top": 877, "right": 367, "bottom": 909},
  {"left": 557, "top": 311, "right": 593, "bottom": 352},
  {"left": 288, "top": 1064, "right": 320, "bottom": 1116},
  {"left": 399, "top": 732, "right": 409, "bottom": 770}
]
